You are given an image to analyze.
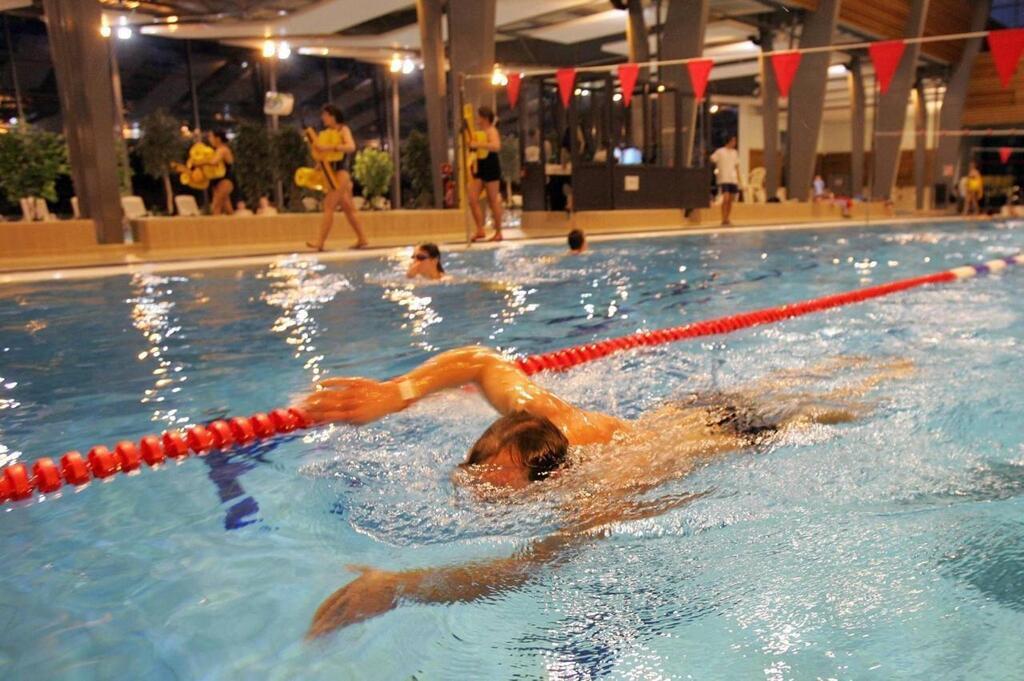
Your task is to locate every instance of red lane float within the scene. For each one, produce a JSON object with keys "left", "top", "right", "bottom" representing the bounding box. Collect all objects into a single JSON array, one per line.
[
  {"left": 513, "top": 270, "right": 958, "bottom": 376},
  {"left": 1, "top": 255, "right": 1019, "bottom": 507},
  {"left": 0, "top": 408, "right": 310, "bottom": 506}
]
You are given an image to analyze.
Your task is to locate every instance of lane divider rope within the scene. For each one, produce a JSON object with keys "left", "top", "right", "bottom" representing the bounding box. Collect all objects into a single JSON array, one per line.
[{"left": 1, "top": 254, "right": 1020, "bottom": 506}]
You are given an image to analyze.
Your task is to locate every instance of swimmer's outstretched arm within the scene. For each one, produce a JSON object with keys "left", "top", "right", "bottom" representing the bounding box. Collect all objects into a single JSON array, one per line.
[
  {"left": 305, "top": 490, "right": 706, "bottom": 639},
  {"left": 301, "top": 346, "right": 621, "bottom": 441}
]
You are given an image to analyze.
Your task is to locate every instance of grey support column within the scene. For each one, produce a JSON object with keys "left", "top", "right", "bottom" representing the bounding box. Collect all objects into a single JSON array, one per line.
[
  {"left": 626, "top": 0, "right": 651, "bottom": 151},
  {"left": 934, "top": 0, "right": 990, "bottom": 204},
  {"left": 42, "top": 0, "right": 123, "bottom": 242},
  {"left": 914, "top": 82, "right": 927, "bottom": 210},
  {"left": 447, "top": 0, "right": 496, "bottom": 194},
  {"left": 785, "top": 0, "right": 841, "bottom": 202},
  {"left": 660, "top": 0, "right": 709, "bottom": 167},
  {"left": 416, "top": 0, "right": 448, "bottom": 208},
  {"left": 760, "top": 27, "right": 780, "bottom": 200},
  {"left": 850, "top": 56, "right": 866, "bottom": 197},
  {"left": 871, "top": 0, "right": 930, "bottom": 200}
]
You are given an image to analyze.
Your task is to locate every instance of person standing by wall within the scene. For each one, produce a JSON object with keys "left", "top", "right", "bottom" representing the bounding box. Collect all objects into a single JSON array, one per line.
[
  {"left": 963, "top": 162, "right": 984, "bottom": 217},
  {"left": 307, "top": 104, "right": 369, "bottom": 251},
  {"left": 468, "top": 106, "right": 504, "bottom": 242},
  {"left": 710, "top": 136, "right": 741, "bottom": 226}
]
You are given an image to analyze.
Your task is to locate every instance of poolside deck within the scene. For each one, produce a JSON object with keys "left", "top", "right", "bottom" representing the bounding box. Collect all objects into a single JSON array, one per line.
[{"left": 0, "top": 201, "right": 948, "bottom": 280}]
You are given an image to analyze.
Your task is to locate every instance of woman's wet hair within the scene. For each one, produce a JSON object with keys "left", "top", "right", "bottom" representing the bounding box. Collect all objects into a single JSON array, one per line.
[
  {"left": 418, "top": 242, "right": 444, "bottom": 273},
  {"left": 477, "top": 106, "right": 496, "bottom": 124},
  {"left": 464, "top": 411, "right": 569, "bottom": 481},
  {"left": 322, "top": 104, "right": 345, "bottom": 124},
  {"left": 209, "top": 128, "right": 228, "bottom": 143}
]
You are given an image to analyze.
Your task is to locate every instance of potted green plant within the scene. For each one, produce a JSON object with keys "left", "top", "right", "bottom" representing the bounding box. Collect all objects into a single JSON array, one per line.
[
  {"left": 135, "top": 110, "right": 187, "bottom": 214},
  {"left": 401, "top": 129, "right": 433, "bottom": 208},
  {"left": 271, "top": 127, "right": 311, "bottom": 212},
  {"left": 353, "top": 147, "right": 394, "bottom": 209},
  {"left": 233, "top": 121, "right": 275, "bottom": 208},
  {"left": 0, "top": 124, "right": 68, "bottom": 221}
]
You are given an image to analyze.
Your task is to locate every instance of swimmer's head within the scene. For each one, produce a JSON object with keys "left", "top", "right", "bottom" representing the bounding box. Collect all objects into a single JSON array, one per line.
[
  {"left": 409, "top": 243, "right": 444, "bottom": 279},
  {"left": 567, "top": 229, "right": 586, "bottom": 253},
  {"left": 207, "top": 128, "right": 228, "bottom": 146},
  {"left": 457, "top": 411, "right": 569, "bottom": 489}
]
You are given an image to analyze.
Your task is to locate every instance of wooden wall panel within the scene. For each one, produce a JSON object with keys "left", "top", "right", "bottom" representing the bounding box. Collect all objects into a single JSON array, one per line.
[
  {"left": 963, "top": 53, "right": 1024, "bottom": 127},
  {"left": 781, "top": 0, "right": 972, "bottom": 62}
]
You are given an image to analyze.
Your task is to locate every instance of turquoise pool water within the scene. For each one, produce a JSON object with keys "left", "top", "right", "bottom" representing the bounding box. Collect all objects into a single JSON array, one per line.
[{"left": 1, "top": 220, "right": 1023, "bottom": 679}]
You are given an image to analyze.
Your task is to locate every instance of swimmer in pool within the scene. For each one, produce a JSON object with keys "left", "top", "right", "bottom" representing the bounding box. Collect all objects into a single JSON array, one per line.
[
  {"left": 301, "top": 346, "right": 912, "bottom": 638},
  {"left": 406, "top": 243, "right": 447, "bottom": 281}
]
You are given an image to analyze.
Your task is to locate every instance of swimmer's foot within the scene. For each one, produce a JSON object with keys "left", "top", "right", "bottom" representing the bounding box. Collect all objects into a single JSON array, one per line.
[
  {"left": 351, "top": 241, "right": 369, "bottom": 250},
  {"left": 488, "top": 232, "right": 504, "bottom": 242},
  {"left": 471, "top": 231, "right": 487, "bottom": 242},
  {"left": 721, "top": 220, "right": 733, "bottom": 227},
  {"left": 306, "top": 241, "right": 326, "bottom": 252}
]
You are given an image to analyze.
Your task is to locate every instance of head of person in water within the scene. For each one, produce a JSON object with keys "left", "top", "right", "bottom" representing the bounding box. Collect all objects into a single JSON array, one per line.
[
  {"left": 321, "top": 104, "right": 345, "bottom": 128},
  {"left": 567, "top": 229, "right": 586, "bottom": 254},
  {"left": 407, "top": 242, "right": 445, "bottom": 280},
  {"left": 476, "top": 106, "right": 496, "bottom": 130},
  {"left": 207, "top": 128, "right": 229, "bottom": 148},
  {"left": 457, "top": 411, "right": 569, "bottom": 489}
]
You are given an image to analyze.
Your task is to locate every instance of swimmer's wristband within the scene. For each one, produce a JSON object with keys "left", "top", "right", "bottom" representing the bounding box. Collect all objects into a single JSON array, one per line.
[{"left": 396, "top": 379, "right": 419, "bottom": 405}]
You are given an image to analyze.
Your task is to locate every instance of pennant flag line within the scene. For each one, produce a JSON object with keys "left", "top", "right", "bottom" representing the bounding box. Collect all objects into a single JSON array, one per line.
[
  {"left": 556, "top": 68, "right": 576, "bottom": 108},
  {"left": 988, "top": 28, "right": 1024, "bottom": 89},
  {"left": 868, "top": 40, "right": 906, "bottom": 95},
  {"left": 506, "top": 72, "right": 522, "bottom": 108},
  {"left": 771, "top": 51, "right": 802, "bottom": 98},
  {"left": 687, "top": 59, "right": 714, "bottom": 100},
  {"left": 618, "top": 63, "right": 640, "bottom": 107}
]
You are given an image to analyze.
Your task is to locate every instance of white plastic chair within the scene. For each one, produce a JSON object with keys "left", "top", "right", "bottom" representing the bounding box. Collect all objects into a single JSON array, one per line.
[
  {"left": 746, "top": 167, "right": 767, "bottom": 203},
  {"left": 121, "top": 195, "right": 149, "bottom": 219},
  {"left": 174, "top": 194, "right": 201, "bottom": 217}
]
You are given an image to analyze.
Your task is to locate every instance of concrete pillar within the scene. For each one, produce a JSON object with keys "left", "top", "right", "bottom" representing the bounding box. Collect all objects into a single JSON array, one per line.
[
  {"left": 42, "top": 0, "right": 123, "bottom": 242},
  {"left": 934, "top": 0, "right": 990, "bottom": 204},
  {"left": 785, "top": 0, "right": 840, "bottom": 202},
  {"left": 660, "top": 0, "right": 709, "bottom": 167},
  {"left": 416, "top": 0, "right": 448, "bottom": 208},
  {"left": 914, "top": 82, "right": 927, "bottom": 210},
  {"left": 447, "top": 0, "right": 496, "bottom": 194},
  {"left": 850, "top": 56, "right": 866, "bottom": 197},
  {"left": 760, "top": 27, "right": 780, "bottom": 200},
  {"left": 626, "top": 0, "right": 650, "bottom": 151},
  {"left": 871, "top": 0, "right": 930, "bottom": 200}
]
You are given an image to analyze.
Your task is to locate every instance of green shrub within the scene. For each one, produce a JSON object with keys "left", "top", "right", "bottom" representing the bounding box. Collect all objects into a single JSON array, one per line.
[
  {"left": 402, "top": 129, "right": 433, "bottom": 208},
  {"left": 136, "top": 110, "right": 187, "bottom": 214},
  {"left": 233, "top": 121, "right": 274, "bottom": 207},
  {"left": 353, "top": 147, "right": 394, "bottom": 206},
  {"left": 271, "top": 127, "right": 311, "bottom": 212},
  {"left": 0, "top": 125, "right": 68, "bottom": 213}
]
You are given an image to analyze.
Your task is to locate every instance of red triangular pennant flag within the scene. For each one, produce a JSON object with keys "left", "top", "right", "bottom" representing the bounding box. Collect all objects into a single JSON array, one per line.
[
  {"left": 617, "top": 63, "right": 639, "bottom": 107},
  {"left": 988, "top": 29, "right": 1024, "bottom": 88},
  {"left": 686, "top": 59, "right": 714, "bottom": 100},
  {"left": 506, "top": 72, "right": 522, "bottom": 109},
  {"left": 771, "top": 51, "right": 802, "bottom": 98},
  {"left": 869, "top": 40, "right": 906, "bottom": 95},
  {"left": 556, "top": 68, "right": 576, "bottom": 108},
  {"left": 1000, "top": 146, "right": 1013, "bottom": 164}
]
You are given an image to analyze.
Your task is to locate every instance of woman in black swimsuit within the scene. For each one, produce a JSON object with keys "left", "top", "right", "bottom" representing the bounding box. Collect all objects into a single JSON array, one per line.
[
  {"left": 207, "top": 129, "right": 235, "bottom": 216},
  {"left": 307, "top": 104, "right": 368, "bottom": 251},
  {"left": 468, "top": 106, "right": 504, "bottom": 242}
]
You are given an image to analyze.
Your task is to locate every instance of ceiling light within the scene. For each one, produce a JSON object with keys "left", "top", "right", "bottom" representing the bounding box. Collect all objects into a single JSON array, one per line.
[
  {"left": 117, "top": 25, "right": 132, "bottom": 40},
  {"left": 100, "top": 24, "right": 112, "bottom": 38},
  {"left": 612, "top": 92, "right": 623, "bottom": 102},
  {"left": 262, "top": 40, "right": 276, "bottom": 58},
  {"left": 277, "top": 41, "right": 291, "bottom": 59},
  {"left": 166, "top": 15, "right": 178, "bottom": 23},
  {"left": 402, "top": 58, "right": 415, "bottom": 74},
  {"left": 574, "top": 88, "right": 582, "bottom": 96},
  {"left": 390, "top": 53, "right": 402, "bottom": 73},
  {"left": 657, "top": 84, "right": 666, "bottom": 93},
  {"left": 709, "top": 103, "right": 720, "bottom": 114},
  {"left": 491, "top": 64, "right": 508, "bottom": 87},
  {"left": 828, "top": 64, "right": 847, "bottom": 77}
]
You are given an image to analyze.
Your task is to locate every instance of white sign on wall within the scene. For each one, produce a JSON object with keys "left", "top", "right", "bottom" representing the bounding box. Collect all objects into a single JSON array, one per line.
[{"left": 624, "top": 175, "right": 640, "bottom": 191}]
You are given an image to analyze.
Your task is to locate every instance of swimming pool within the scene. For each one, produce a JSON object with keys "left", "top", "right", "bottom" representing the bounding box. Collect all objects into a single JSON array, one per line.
[{"left": 2, "top": 220, "right": 1023, "bottom": 679}]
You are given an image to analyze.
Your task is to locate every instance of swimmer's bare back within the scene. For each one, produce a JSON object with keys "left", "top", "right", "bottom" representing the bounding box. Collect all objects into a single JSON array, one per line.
[{"left": 299, "top": 348, "right": 913, "bottom": 638}]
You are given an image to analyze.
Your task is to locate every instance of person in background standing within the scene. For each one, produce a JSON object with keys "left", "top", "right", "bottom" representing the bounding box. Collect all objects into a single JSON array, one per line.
[
  {"left": 963, "top": 162, "right": 984, "bottom": 217},
  {"left": 206, "top": 129, "right": 236, "bottom": 216},
  {"left": 468, "top": 106, "right": 504, "bottom": 242},
  {"left": 710, "top": 136, "right": 741, "bottom": 226},
  {"left": 307, "top": 104, "right": 369, "bottom": 251}
]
